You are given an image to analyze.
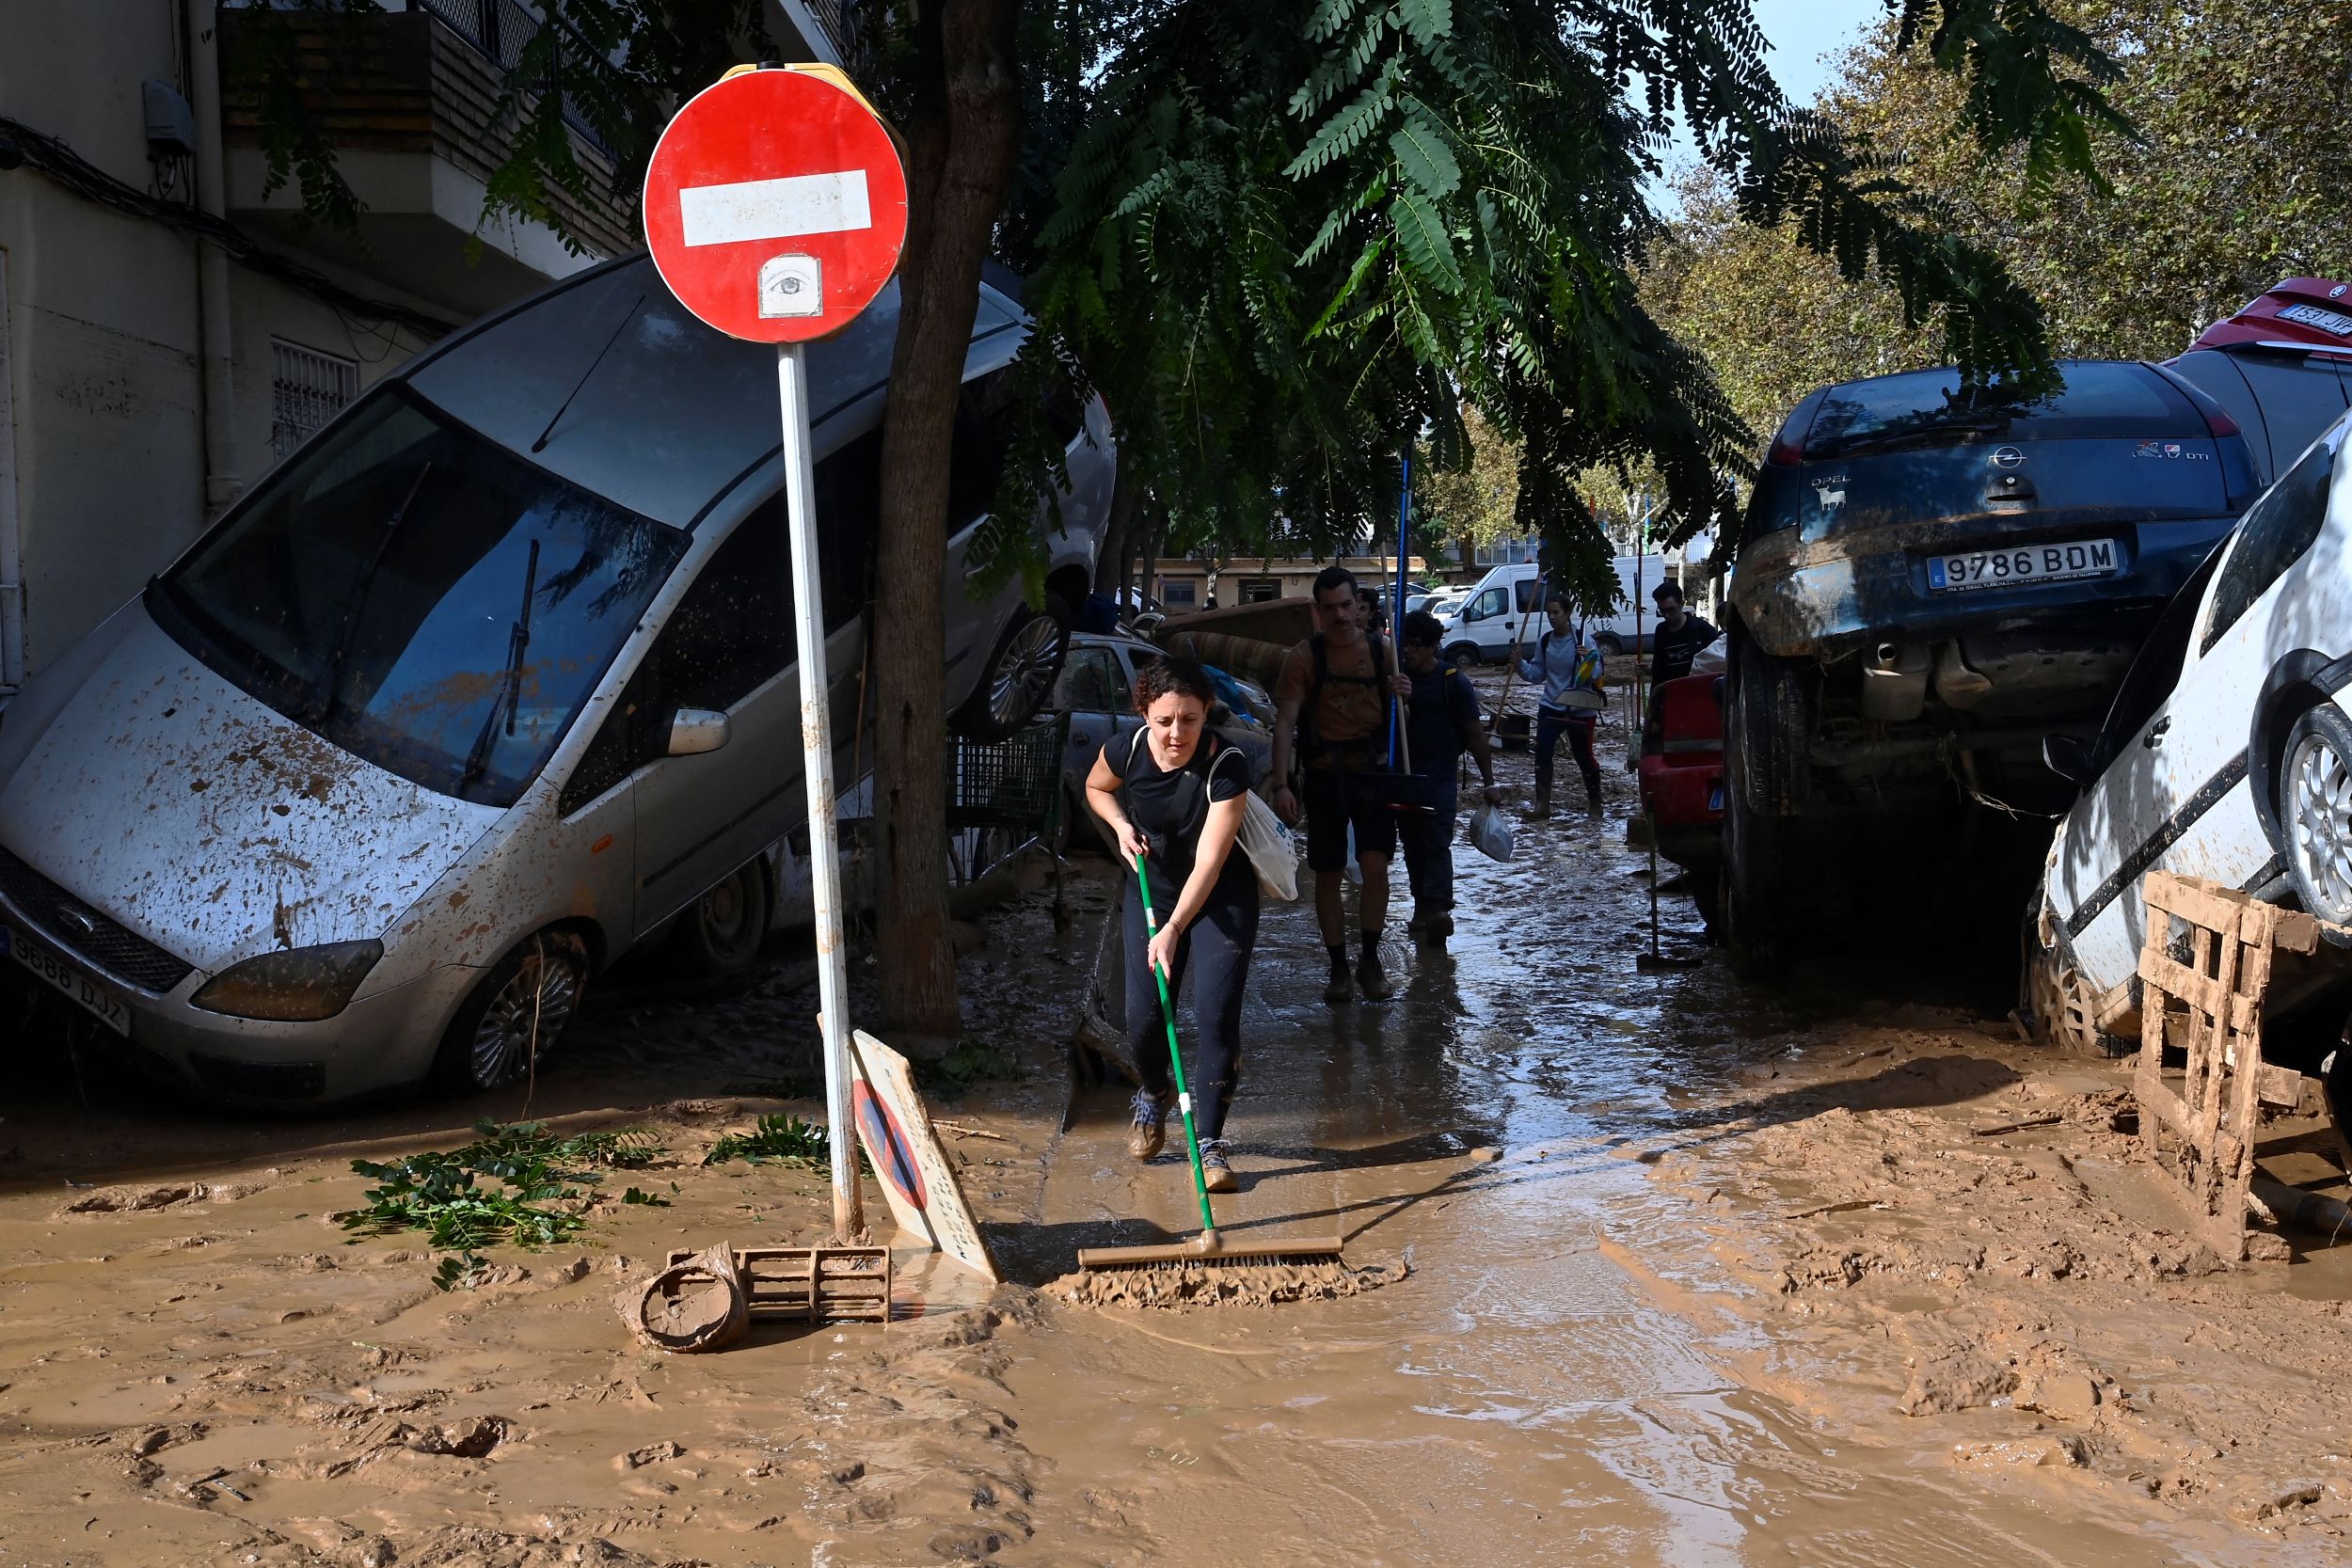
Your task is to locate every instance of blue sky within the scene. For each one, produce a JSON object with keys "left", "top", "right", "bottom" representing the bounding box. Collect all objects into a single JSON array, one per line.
[{"left": 1650, "top": 0, "right": 1885, "bottom": 204}]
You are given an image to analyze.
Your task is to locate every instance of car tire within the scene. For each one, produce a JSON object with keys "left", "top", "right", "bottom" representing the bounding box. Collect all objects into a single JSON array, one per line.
[
  {"left": 957, "top": 594, "right": 1073, "bottom": 742},
  {"left": 2280, "top": 704, "right": 2352, "bottom": 925},
  {"left": 430, "top": 929, "right": 590, "bottom": 1096},
  {"left": 666, "top": 859, "right": 769, "bottom": 982},
  {"left": 1445, "top": 642, "right": 1480, "bottom": 669},
  {"left": 1720, "top": 742, "right": 1793, "bottom": 977},
  {"left": 2020, "top": 892, "right": 2126, "bottom": 1056},
  {"left": 1594, "top": 632, "right": 1623, "bottom": 657},
  {"left": 1732, "top": 646, "right": 1813, "bottom": 816}
]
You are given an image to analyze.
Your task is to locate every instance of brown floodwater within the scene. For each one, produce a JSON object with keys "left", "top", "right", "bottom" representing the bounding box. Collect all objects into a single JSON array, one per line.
[{"left": 1, "top": 693, "right": 2344, "bottom": 1564}]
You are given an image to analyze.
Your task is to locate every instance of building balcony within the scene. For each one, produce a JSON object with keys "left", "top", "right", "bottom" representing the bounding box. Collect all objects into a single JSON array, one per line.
[{"left": 216, "top": 1, "right": 631, "bottom": 320}]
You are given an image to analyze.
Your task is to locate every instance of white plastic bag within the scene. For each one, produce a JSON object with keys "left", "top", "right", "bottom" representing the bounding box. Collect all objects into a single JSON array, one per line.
[
  {"left": 1469, "top": 801, "right": 1516, "bottom": 863},
  {"left": 1236, "top": 791, "right": 1301, "bottom": 901},
  {"left": 1343, "top": 819, "right": 1363, "bottom": 884}
]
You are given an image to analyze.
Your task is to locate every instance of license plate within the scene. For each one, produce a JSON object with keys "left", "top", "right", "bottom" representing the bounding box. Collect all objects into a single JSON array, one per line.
[
  {"left": 1, "top": 922, "right": 132, "bottom": 1036},
  {"left": 2280, "top": 302, "right": 2352, "bottom": 337},
  {"left": 1927, "top": 538, "right": 2121, "bottom": 594}
]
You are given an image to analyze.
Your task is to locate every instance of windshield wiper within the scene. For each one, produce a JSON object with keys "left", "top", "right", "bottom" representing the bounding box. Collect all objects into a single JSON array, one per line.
[
  {"left": 308, "top": 461, "right": 435, "bottom": 723},
  {"left": 456, "top": 538, "right": 542, "bottom": 795}
]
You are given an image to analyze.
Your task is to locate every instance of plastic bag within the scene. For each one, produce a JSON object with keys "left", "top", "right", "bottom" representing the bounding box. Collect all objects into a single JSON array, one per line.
[
  {"left": 1236, "top": 791, "right": 1301, "bottom": 901},
  {"left": 1469, "top": 801, "right": 1516, "bottom": 863},
  {"left": 1343, "top": 819, "right": 1362, "bottom": 884}
]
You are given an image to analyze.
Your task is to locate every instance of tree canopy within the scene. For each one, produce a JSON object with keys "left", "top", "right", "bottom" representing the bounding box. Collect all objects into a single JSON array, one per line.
[{"left": 1644, "top": 0, "right": 2352, "bottom": 454}]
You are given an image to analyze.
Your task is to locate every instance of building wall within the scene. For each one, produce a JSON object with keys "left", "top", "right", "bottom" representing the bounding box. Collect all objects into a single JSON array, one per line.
[
  {"left": 0, "top": 2, "right": 609, "bottom": 692},
  {"left": 1150, "top": 555, "right": 1433, "bottom": 610}
]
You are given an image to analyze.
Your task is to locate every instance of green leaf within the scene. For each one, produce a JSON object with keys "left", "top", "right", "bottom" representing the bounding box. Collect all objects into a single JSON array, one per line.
[
  {"left": 1394, "top": 0, "right": 1453, "bottom": 51},
  {"left": 1391, "top": 189, "right": 1463, "bottom": 294},
  {"left": 1390, "top": 116, "right": 1461, "bottom": 199},
  {"left": 1285, "top": 71, "right": 1397, "bottom": 179}
]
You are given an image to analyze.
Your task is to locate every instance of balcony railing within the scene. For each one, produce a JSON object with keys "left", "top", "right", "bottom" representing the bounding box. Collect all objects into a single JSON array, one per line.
[{"left": 407, "top": 0, "right": 612, "bottom": 155}]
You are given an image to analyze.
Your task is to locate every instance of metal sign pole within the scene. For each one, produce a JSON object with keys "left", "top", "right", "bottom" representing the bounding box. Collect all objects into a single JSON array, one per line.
[{"left": 776, "top": 341, "right": 864, "bottom": 1243}]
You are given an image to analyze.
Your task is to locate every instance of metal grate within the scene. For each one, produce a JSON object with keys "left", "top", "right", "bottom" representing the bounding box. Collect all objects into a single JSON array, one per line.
[
  {"left": 269, "top": 339, "right": 358, "bottom": 466},
  {"left": 0, "top": 845, "right": 195, "bottom": 994},
  {"left": 414, "top": 0, "right": 615, "bottom": 153}
]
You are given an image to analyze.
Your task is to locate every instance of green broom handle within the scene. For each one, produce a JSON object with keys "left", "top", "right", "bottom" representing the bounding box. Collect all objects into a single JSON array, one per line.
[{"left": 1136, "top": 852, "right": 1219, "bottom": 1237}]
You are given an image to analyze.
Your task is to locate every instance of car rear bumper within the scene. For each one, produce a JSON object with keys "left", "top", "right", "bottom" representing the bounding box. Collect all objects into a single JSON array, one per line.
[
  {"left": 1732, "top": 515, "right": 2234, "bottom": 663},
  {"left": 1638, "top": 753, "right": 1724, "bottom": 869}
]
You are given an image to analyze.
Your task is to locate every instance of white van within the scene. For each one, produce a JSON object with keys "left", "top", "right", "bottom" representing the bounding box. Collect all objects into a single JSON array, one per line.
[
  {"left": 1437, "top": 555, "right": 1669, "bottom": 663},
  {"left": 0, "top": 256, "right": 1113, "bottom": 1105}
]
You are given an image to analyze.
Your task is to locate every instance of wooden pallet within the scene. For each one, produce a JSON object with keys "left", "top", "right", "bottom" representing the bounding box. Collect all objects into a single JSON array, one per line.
[
  {"left": 664, "top": 1244, "right": 893, "bottom": 1323},
  {"left": 2131, "top": 871, "right": 2326, "bottom": 1262}
]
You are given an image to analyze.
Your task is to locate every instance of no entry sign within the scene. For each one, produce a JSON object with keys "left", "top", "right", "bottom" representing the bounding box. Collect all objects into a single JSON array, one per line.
[{"left": 643, "top": 66, "right": 909, "bottom": 343}]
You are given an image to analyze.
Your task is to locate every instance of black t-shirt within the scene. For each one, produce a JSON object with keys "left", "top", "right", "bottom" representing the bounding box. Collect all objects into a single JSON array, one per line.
[
  {"left": 1652, "top": 613, "right": 1720, "bottom": 687},
  {"left": 1405, "top": 664, "right": 1481, "bottom": 778},
  {"left": 1110, "top": 727, "right": 1254, "bottom": 891}
]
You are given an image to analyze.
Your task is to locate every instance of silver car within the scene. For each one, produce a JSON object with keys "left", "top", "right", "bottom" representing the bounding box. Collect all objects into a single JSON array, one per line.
[{"left": 0, "top": 257, "right": 1112, "bottom": 1103}]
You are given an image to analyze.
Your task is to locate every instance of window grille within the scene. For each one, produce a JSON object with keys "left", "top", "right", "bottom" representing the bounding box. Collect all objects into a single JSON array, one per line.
[
  {"left": 1473, "top": 537, "right": 1537, "bottom": 567},
  {"left": 270, "top": 340, "right": 358, "bottom": 465}
]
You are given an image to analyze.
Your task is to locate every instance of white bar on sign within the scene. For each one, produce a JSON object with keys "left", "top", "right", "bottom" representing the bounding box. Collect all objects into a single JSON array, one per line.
[{"left": 679, "top": 170, "right": 872, "bottom": 246}]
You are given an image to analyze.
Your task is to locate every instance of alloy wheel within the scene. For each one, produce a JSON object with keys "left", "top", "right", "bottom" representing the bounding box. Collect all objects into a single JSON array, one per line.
[
  {"left": 469, "top": 940, "right": 584, "bottom": 1088},
  {"left": 2290, "top": 731, "right": 2352, "bottom": 922},
  {"left": 987, "top": 614, "right": 1063, "bottom": 729}
]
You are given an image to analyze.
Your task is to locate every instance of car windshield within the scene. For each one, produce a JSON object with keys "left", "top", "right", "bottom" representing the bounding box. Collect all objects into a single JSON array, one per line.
[
  {"left": 1804, "top": 362, "right": 2196, "bottom": 458},
  {"left": 155, "top": 388, "right": 688, "bottom": 807}
]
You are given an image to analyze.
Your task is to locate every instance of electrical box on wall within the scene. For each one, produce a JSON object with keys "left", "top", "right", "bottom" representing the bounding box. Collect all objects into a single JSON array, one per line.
[{"left": 141, "top": 80, "right": 197, "bottom": 158}]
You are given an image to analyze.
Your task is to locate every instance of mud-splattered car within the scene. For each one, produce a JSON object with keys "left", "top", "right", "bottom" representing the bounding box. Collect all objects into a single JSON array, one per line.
[
  {"left": 0, "top": 258, "right": 1112, "bottom": 1105},
  {"left": 1718, "top": 360, "right": 2259, "bottom": 970},
  {"left": 2028, "top": 406, "right": 2352, "bottom": 1070}
]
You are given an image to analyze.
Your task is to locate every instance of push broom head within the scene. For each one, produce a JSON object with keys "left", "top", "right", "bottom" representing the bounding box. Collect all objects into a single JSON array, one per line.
[
  {"left": 1075, "top": 1228, "right": 1347, "bottom": 1271},
  {"left": 1059, "top": 1231, "right": 1405, "bottom": 1311}
]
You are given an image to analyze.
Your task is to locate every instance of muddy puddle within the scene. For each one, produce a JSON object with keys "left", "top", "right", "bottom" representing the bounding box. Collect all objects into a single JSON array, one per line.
[{"left": 6, "top": 689, "right": 2352, "bottom": 1564}]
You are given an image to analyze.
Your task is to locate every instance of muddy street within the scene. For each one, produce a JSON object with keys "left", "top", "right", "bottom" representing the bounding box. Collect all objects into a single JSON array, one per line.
[{"left": 5, "top": 697, "right": 2352, "bottom": 1567}]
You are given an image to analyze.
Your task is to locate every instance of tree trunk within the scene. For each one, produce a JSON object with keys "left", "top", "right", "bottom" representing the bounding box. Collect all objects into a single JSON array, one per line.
[
  {"left": 871, "top": 0, "right": 1023, "bottom": 1039},
  {"left": 1095, "top": 463, "right": 1137, "bottom": 596}
]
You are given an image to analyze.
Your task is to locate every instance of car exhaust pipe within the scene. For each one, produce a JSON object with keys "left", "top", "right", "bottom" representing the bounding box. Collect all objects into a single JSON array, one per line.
[{"left": 1858, "top": 641, "right": 1930, "bottom": 722}]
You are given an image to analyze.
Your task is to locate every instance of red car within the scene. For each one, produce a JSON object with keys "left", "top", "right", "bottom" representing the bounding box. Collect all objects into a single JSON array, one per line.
[{"left": 1638, "top": 668, "right": 1726, "bottom": 919}]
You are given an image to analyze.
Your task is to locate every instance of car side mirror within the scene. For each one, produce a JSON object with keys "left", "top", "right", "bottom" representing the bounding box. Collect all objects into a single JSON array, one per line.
[
  {"left": 2042, "top": 733, "right": 2095, "bottom": 787},
  {"left": 666, "top": 707, "right": 730, "bottom": 756}
]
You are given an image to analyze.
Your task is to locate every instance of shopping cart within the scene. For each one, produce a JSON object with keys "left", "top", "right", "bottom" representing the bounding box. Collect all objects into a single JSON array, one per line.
[{"left": 946, "top": 711, "right": 1070, "bottom": 920}]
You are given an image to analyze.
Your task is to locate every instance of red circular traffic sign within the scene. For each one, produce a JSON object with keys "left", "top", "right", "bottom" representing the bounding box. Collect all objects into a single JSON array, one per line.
[
  {"left": 643, "top": 67, "right": 909, "bottom": 343},
  {"left": 853, "top": 1081, "right": 928, "bottom": 1210}
]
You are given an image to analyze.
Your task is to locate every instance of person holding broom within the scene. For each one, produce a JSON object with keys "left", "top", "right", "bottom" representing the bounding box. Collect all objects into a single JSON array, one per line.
[
  {"left": 1519, "top": 589, "right": 1606, "bottom": 816},
  {"left": 1084, "top": 657, "right": 1260, "bottom": 1193}
]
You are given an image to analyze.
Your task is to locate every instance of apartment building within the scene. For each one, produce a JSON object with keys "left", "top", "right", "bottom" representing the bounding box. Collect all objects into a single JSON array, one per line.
[{"left": 0, "top": 0, "right": 845, "bottom": 697}]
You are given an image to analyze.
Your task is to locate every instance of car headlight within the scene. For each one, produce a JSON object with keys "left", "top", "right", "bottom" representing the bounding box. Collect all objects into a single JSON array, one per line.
[{"left": 191, "top": 940, "right": 384, "bottom": 1022}]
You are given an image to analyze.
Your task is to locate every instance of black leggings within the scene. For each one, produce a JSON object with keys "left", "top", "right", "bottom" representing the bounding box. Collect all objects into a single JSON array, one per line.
[{"left": 1126, "top": 864, "right": 1259, "bottom": 1141}]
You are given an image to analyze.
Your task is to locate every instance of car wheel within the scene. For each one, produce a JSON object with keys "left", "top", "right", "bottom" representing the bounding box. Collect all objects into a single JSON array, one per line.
[
  {"left": 431, "top": 929, "right": 589, "bottom": 1096},
  {"left": 2281, "top": 704, "right": 2352, "bottom": 924},
  {"left": 2020, "top": 893, "right": 2124, "bottom": 1055},
  {"left": 667, "top": 859, "right": 769, "bottom": 981},
  {"left": 1733, "top": 645, "right": 1813, "bottom": 816},
  {"left": 1594, "top": 632, "right": 1623, "bottom": 657},
  {"left": 1721, "top": 709, "right": 1796, "bottom": 977},
  {"left": 957, "top": 594, "right": 1073, "bottom": 742},
  {"left": 1445, "top": 642, "right": 1480, "bottom": 669}
]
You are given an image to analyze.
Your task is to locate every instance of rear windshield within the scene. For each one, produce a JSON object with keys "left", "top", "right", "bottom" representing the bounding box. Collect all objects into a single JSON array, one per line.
[
  {"left": 1804, "top": 361, "right": 2199, "bottom": 458},
  {"left": 155, "top": 388, "right": 688, "bottom": 808}
]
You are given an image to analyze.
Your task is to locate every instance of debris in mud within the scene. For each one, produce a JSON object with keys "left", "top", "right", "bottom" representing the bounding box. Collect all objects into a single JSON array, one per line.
[
  {"left": 331, "top": 1119, "right": 664, "bottom": 1291},
  {"left": 2230, "top": 1479, "right": 2326, "bottom": 1524},
  {"left": 1046, "top": 1256, "right": 1409, "bottom": 1310},
  {"left": 700, "top": 1113, "right": 828, "bottom": 1168},
  {"left": 1950, "top": 1435, "right": 2084, "bottom": 1468}
]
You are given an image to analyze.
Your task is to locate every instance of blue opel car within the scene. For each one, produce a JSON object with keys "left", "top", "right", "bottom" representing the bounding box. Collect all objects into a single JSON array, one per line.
[{"left": 1717, "top": 359, "right": 2259, "bottom": 968}]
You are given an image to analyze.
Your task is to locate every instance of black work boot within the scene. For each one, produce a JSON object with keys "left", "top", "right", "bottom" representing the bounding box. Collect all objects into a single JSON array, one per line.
[
  {"left": 1323, "top": 955, "right": 1355, "bottom": 1005},
  {"left": 1357, "top": 941, "right": 1394, "bottom": 1002},
  {"left": 1421, "top": 911, "right": 1454, "bottom": 948}
]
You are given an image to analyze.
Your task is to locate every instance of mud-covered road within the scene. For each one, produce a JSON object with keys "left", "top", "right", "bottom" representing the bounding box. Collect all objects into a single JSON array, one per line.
[{"left": 7, "top": 690, "right": 2352, "bottom": 1566}]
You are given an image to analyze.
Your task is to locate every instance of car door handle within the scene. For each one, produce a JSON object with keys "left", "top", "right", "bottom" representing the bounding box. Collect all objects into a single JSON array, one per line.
[{"left": 2143, "top": 717, "right": 2170, "bottom": 749}]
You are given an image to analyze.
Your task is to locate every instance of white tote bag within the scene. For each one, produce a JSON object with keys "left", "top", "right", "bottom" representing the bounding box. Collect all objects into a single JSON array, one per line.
[{"left": 1237, "top": 791, "right": 1302, "bottom": 901}]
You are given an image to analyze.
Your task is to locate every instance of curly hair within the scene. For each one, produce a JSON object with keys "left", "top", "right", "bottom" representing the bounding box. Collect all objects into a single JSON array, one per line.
[{"left": 1132, "top": 656, "right": 1218, "bottom": 714}]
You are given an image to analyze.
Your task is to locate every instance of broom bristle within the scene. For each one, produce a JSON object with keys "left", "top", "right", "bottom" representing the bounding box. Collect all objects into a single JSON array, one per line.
[{"left": 1049, "top": 1255, "right": 1407, "bottom": 1311}]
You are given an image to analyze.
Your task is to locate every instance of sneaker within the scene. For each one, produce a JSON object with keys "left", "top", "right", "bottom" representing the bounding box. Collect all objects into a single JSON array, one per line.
[
  {"left": 1128, "top": 1088, "right": 1172, "bottom": 1161},
  {"left": 1323, "top": 958, "right": 1354, "bottom": 1005},
  {"left": 1198, "top": 1139, "right": 1240, "bottom": 1194},
  {"left": 1357, "top": 945, "right": 1395, "bottom": 1002}
]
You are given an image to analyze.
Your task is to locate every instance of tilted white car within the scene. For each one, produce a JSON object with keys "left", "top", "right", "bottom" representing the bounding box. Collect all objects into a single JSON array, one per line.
[{"left": 2030, "top": 408, "right": 2352, "bottom": 1060}]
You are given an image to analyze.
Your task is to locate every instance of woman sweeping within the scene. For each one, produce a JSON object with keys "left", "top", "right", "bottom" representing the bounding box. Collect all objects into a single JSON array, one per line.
[{"left": 1085, "top": 657, "right": 1260, "bottom": 1193}]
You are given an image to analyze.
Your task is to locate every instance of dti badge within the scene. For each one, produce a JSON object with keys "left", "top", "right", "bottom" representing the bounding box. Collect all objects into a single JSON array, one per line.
[{"left": 759, "top": 254, "right": 822, "bottom": 318}]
